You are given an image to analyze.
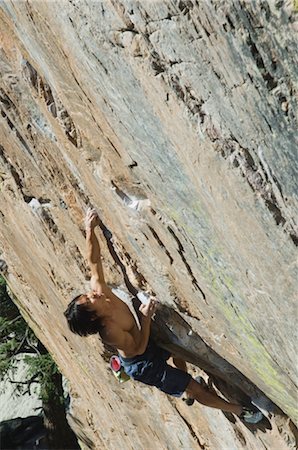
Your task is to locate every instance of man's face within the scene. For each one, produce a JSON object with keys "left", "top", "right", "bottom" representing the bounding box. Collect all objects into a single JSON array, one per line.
[{"left": 77, "top": 291, "right": 102, "bottom": 309}]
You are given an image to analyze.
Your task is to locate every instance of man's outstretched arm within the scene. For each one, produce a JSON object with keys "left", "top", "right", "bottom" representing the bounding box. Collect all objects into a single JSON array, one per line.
[{"left": 85, "top": 208, "right": 106, "bottom": 291}]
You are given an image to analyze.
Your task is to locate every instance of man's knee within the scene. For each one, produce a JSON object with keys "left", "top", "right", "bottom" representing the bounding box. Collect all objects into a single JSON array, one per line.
[
  {"left": 172, "top": 356, "right": 187, "bottom": 372},
  {"left": 185, "top": 378, "right": 208, "bottom": 400}
]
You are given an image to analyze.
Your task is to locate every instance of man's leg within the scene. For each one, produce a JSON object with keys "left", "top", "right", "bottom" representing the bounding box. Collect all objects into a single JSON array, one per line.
[
  {"left": 171, "top": 357, "right": 195, "bottom": 404},
  {"left": 172, "top": 356, "right": 187, "bottom": 372},
  {"left": 170, "top": 356, "right": 262, "bottom": 421},
  {"left": 185, "top": 378, "right": 242, "bottom": 415}
]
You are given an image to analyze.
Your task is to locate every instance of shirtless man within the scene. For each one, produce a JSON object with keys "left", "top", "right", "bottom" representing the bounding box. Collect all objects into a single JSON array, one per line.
[{"left": 64, "top": 208, "right": 262, "bottom": 424}]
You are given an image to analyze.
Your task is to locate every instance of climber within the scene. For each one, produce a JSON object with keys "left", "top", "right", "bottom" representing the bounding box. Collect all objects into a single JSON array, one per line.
[{"left": 64, "top": 208, "right": 263, "bottom": 424}]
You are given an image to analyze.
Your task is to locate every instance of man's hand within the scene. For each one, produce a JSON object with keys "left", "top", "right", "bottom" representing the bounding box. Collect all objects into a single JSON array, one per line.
[
  {"left": 139, "top": 298, "right": 158, "bottom": 319},
  {"left": 85, "top": 208, "right": 99, "bottom": 231}
]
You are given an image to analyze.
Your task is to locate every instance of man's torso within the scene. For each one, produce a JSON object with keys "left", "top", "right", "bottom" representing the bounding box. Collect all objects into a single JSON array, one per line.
[{"left": 100, "top": 287, "right": 141, "bottom": 351}]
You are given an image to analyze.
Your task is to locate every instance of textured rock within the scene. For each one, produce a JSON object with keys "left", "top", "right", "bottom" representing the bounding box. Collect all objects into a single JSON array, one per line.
[{"left": 0, "top": 1, "right": 297, "bottom": 449}]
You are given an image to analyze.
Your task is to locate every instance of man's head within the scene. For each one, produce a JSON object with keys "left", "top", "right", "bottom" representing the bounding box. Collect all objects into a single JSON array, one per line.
[{"left": 64, "top": 292, "right": 102, "bottom": 336}]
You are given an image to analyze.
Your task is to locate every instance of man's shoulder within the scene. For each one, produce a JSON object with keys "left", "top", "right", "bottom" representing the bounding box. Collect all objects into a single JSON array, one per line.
[{"left": 99, "top": 320, "right": 120, "bottom": 343}]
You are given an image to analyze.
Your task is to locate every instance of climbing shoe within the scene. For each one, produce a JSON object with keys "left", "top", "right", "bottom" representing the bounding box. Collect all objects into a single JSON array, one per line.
[{"left": 240, "top": 406, "right": 263, "bottom": 424}]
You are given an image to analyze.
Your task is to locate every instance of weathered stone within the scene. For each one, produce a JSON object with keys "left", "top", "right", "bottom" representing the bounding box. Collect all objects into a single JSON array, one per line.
[{"left": 0, "top": 1, "right": 297, "bottom": 448}]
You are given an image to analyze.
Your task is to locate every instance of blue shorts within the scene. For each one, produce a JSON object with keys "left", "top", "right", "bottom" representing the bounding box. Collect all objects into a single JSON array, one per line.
[{"left": 119, "top": 340, "right": 191, "bottom": 397}]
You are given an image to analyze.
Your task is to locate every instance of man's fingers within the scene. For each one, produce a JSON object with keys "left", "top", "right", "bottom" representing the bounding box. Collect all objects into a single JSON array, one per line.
[
  {"left": 86, "top": 207, "right": 97, "bottom": 216},
  {"left": 150, "top": 299, "right": 158, "bottom": 308},
  {"left": 138, "top": 297, "right": 159, "bottom": 317},
  {"left": 85, "top": 208, "right": 99, "bottom": 230},
  {"left": 86, "top": 209, "right": 99, "bottom": 221}
]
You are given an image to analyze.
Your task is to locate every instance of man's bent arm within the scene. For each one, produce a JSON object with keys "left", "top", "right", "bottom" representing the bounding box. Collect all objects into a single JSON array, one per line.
[
  {"left": 136, "top": 299, "right": 158, "bottom": 354},
  {"left": 136, "top": 315, "right": 151, "bottom": 354}
]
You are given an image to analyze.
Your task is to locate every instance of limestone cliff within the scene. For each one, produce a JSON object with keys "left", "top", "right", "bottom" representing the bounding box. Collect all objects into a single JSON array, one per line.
[{"left": 0, "top": 1, "right": 297, "bottom": 449}]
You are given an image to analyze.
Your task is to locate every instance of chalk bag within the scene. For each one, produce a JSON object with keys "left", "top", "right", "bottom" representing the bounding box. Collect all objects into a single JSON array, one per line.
[{"left": 110, "top": 355, "right": 130, "bottom": 383}]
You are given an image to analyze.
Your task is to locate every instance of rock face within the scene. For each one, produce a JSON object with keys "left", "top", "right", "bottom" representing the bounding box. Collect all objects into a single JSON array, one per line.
[
  {"left": 0, "top": 356, "right": 42, "bottom": 422},
  {"left": 0, "top": 1, "right": 297, "bottom": 449}
]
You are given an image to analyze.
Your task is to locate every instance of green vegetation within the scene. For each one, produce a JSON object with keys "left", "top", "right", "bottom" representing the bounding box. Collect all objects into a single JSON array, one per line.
[
  {"left": 0, "top": 275, "right": 59, "bottom": 401},
  {"left": 0, "top": 275, "right": 79, "bottom": 449}
]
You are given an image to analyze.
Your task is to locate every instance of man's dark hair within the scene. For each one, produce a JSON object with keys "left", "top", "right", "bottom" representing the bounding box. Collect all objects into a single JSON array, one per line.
[{"left": 64, "top": 294, "right": 102, "bottom": 336}]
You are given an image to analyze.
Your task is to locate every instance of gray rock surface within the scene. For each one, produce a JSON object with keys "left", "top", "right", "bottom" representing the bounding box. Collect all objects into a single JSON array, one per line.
[
  {"left": 0, "top": 356, "right": 42, "bottom": 422},
  {"left": 0, "top": 1, "right": 297, "bottom": 448}
]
